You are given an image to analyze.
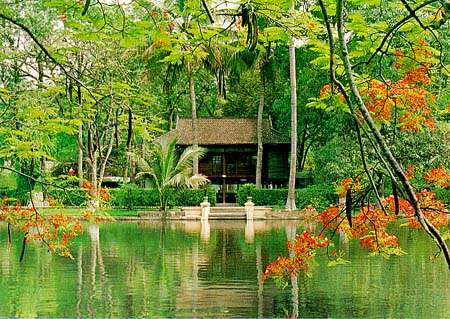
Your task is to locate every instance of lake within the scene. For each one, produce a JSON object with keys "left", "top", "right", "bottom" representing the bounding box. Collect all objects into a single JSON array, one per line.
[{"left": 0, "top": 220, "right": 449, "bottom": 318}]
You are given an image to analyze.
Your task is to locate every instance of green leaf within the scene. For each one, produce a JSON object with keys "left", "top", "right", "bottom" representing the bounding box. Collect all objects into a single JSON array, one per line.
[{"left": 327, "top": 257, "right": 351, "bottom": 267}]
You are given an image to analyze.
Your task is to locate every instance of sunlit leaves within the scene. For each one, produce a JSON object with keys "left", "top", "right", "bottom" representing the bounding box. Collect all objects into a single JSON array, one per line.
[{"left": 423, "top": 167, "right": 450, "bottom": 188}]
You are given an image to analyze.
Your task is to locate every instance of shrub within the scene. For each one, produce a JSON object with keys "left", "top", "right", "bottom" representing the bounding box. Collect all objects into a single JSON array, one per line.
[
  {"left": 0, "top": 189, "right": 29, "bottom": 205},
  {"left": 109, "top": 184, "right": 159, "bottom": 209},
  {"left": 109, "top": 184, "right": 217, "bottom": 209},
  {"left": 0, "top": 172, "right": 29, "bottom": 205},
  {"left": 47, "top": 188, "right": 90, "bottom": 207},
  {"left": 296, "top": 184, "right": 338, "bottom": 211},
  {"left": 0, "top": 172, "right": 17, "bottom": 190},
  {"left": 237, "top": 183, "right": 337, "bottom": 210},
  {"left": 172, "top": 187, "right": 217, "bottom": 207},
  {"left": 236, "top": 184, "right": 256, "bottom": 206},
  {"left": 434, "top": 187, "right": 450, "bottom": 206}
]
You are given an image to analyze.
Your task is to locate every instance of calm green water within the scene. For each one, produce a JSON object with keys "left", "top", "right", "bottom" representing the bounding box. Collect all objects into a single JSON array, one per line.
[{"left": 0, "top": 220, "right": 449, "bottom": 318}]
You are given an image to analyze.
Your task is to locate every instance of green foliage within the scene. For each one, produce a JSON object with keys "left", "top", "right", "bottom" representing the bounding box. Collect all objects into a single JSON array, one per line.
[
  {"left": 0, "top": 172, "right": 28, "bottom": 205},
  {"left": 136, "top": 136, "right": 209, "bottom": 210},
  {"left": 434, "top": 187, "right": 450, "bottom": 206},
  {"left": 0, "top": 188, "right": 29, "bottom": 205},
  {"left": 296, "top": 184, "right": 338, "bottom": 210},
  {"left": 109, "top": 184, "right": 216, "bottom": 209},
  {"left": 47, "top": 188, "right": 90, "bottom": 207},
  {"left": 312, "top": 135, "right": 361, "bottom": 183},
  {"left": 236, "top": 183, "right": 337, "bottom": 210},
  {"left": 109, "top": 184, "right": 158, "bottom": 209},
  {"left": 0, "top": 172, "right": 17, "bottom": 190},
  {"left": 47, "top": 185, "right": 217, "bottom": 209},
  {"left": 390, "top": 128, "right": 450, "bottom": 171},
  {"left": 236, "top": 183, "right": 256, "bottom": 206}
]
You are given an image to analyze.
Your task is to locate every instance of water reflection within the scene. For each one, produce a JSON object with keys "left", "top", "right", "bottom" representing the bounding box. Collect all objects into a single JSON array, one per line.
[
  {"left": 0, "top": 221, "right": 449, "bottom": 318},
  {"left": 200, "top": 220, "right": 210, "bottom": 243},
  {"left": 245, "top": 220, "right": 255, "bottom": 243},
  {"left": 286, "top": 223, "right": 299, "bottom": 319},
  {"left": 76, "top": 244, "right": 83, "bottom": 318}
]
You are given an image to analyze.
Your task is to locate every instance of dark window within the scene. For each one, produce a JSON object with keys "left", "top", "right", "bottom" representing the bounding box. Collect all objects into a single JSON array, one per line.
[{"left": 212, "top": 155, "right": 222, "bottom": 176}]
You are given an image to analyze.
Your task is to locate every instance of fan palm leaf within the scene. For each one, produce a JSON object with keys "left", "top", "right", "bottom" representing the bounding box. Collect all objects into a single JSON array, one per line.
[{"left": 135, "top": 136, "right": 209, "bottom": 211}]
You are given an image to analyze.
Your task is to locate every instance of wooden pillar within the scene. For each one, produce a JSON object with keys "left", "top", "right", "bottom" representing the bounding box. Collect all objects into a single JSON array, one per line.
[{"left": 222, "top": 153, "right": 226, "bottom": 204}]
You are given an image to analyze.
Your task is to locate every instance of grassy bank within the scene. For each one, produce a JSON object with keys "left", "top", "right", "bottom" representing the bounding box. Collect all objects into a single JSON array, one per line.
[{"left": 38, "top": 207, "right": 160, "bottom": 217}]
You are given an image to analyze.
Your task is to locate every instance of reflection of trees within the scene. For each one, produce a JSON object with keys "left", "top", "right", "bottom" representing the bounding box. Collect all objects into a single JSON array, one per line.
[
  {"left": 0, "top": 222, "right": 449, "bottom": 317},
  {"left": 256, "top": 243, "right": 263, "bottom": 318},
  {"left": 286, "top": 224, "right": 298, "bottom": 319},
  {"left": 208, "top": 230, "right": 245, "bottom": 279},
  {"left": 87, "top": 225, "right": 98, "bottom": 316},
  {"left": 76, "top": 245, "right": 83, "bottom": 318},
  {"left": 86, "top": 224, "right": 113, "bottom": 317}
]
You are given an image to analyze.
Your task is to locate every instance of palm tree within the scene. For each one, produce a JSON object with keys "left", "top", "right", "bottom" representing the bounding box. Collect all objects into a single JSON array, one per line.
[
  {"left": 136, "top": 136, "right": 209, "bottom": 212},
  {"left": 286, "top": 0, "right": 298, "bottom": 211},
  {"left": 187, "top": 62, "right": 199, "bottom": 178}
]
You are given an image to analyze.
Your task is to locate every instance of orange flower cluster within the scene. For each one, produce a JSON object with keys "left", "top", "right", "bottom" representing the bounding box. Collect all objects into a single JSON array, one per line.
[
  {"left": 82, "top": 209, "right": 113, "bottom": 223},
  {"left": 81, "top": 180, "right": 110, "bottom": 202},
  {"left": 319, "top": 83, "right": 333, "bottom": 98},
  {"left": 405, "top": 164, "right": 415, "bottom": 180},
  {"left": 320, "top": 204, "right": 399, "bottom": 253},
  {"left": 319, "top": 83, "right": 345, "bottom": 103},
  {"left": 361, "top": 66, "right": 434, "bottom": 132},
  {"left": 263, "top": 231, "right": 330, "bottom": 281},
  {"left": 423, "top": 167, "right": 450, "bottom": 188},
  {"left": 385, "top": 191, "right": 448, "bottom": 229},
  {"left": 351, "top": 205, "right": 398, "bottom": 252},
  {"left": 319, "top": 206, "right": 350, "bottom": 233},
  {"left": 81, "top": 180, "right": 93, "bottom": 189},
  {"left": 99, "top": 187, "right": 110, "bottom": 201},
  {"left": 1, "top": 200, "right": 83, "bottom": 259},
  {"left": 336, "top": 177, "right": 362, "bottom": 197},
  {"left": 265, "top": 168, "right": 449, "bottom": 281}
]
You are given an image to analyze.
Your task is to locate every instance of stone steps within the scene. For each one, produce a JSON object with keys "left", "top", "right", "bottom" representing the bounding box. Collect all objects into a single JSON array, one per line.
[
  {"left": 208, "top": 212, "right": 246, "bottom": 219},
  {"left": 210, "top": 207, "right": 246, "bottom": 214},
  {"left": 181, "top": 204, "right": 271, "bottom": 220}
]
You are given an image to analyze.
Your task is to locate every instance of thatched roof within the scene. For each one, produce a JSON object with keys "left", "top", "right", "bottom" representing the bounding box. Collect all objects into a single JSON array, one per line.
[{"left": 161, "top": 118, "right": 290, "bottom": 145}]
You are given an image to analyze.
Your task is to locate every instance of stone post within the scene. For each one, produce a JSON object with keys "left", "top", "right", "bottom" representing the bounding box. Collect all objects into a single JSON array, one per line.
[
  {"left": 200, "top": 196, "right": 210, "bottom": 221},
  {"left": 245, "top": 197, "right": 255, "bottom": 221}
]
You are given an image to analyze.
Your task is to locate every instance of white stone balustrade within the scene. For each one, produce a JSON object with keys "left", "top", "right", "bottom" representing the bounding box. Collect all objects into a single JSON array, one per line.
[{"left": 200, "top": 196, "right": 210, "bottom": 221}]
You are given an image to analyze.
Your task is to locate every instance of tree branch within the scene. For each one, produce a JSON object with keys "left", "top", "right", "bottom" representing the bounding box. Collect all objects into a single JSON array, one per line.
[
  {"left": 354, "top": 0, "right": 439, "bottom": 69},
  {"left": 335, "top": 0, "right": 450, "bottom": 268},
  {"left": 201, "top": 0, "right": 215, "bottom": 23}
]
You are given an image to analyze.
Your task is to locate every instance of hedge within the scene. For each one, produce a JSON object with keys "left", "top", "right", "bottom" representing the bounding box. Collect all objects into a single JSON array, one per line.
[
  {"left": 109, "top": 184, "right": 217, "bottom": 209},
  {"left": 45, "top": 185, "right": 217, "bottom": 209},
  {"left": 236, "top": 183, "right": 338, "bottom": 210},
  {"left": 0, "top": 188, "right": 30, "bottom": 205}
]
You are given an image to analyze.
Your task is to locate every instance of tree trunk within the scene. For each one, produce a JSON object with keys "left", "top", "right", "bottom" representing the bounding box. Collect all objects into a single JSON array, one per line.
[
  {"left": 76, "top": 54, "right": 84, "bottom": 188},
  {"left": 91, "top": 150, "right": 98, "bottom": 202},
  {"left": 286, "top": 29, "right": 298, "bottom": 211},
  {"left": 188, "top": 63, "right": 199, "bottom": 179},
  {"left": 98, "top": 127, "right": 115, "bottom": 191},
  {"left": 255, "top": 78, "right": 265, "bottom": 189},
  {"left": 88, "top": 125, "right": 99, "bottom": 207},
  {"left": 77, "top": 123, "right": 84, "bottom": 188},
  {"left": 298, "top": 127, "right": 307, "bottom": 172},
  {"left": 124, "top": 108, "right": 133, "bottom": 183}
]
